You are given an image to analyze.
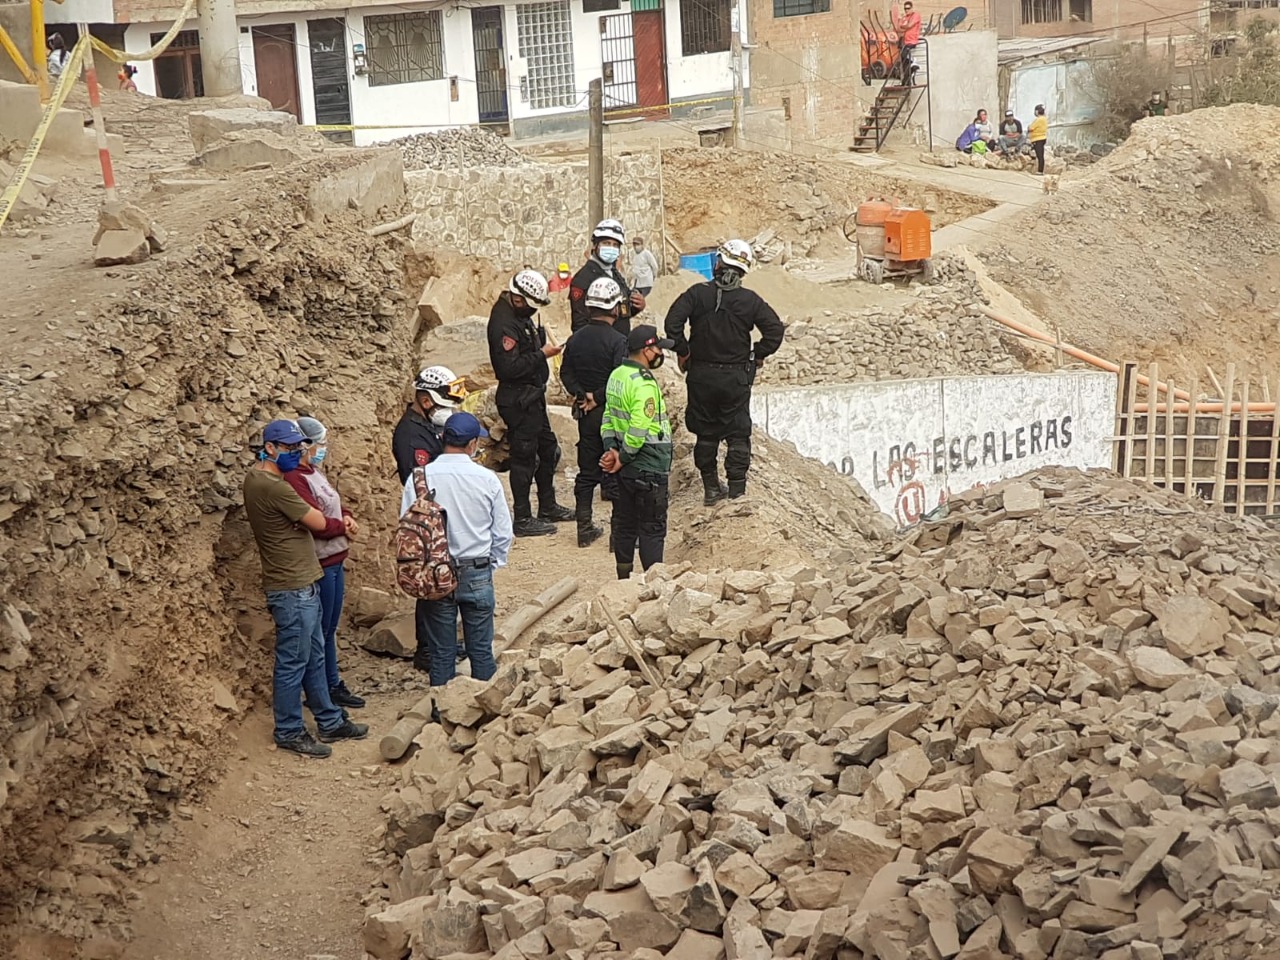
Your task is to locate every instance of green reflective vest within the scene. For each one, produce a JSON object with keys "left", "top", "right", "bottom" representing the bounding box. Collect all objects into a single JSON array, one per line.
[{"left": 602, "top": 360, "right": 673, "bottom": 477}]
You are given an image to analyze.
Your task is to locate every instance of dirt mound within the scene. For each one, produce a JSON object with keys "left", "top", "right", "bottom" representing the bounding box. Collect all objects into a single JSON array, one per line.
[
  {"left": 0, "top": 157, "right": 417, "bottom": 954},
  {"left": 662, "top": 147, "right": 993, "bottom": 259},
  {"left": 980, "top": 104, "right": 1280, "bottom": 384},
  {"left": 364, "top": 466, "right": 1280, "bottom": 960}
]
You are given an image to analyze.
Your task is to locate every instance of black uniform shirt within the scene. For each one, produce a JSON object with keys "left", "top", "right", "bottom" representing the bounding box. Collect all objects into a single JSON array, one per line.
[
  {"left": 391, "top": 405, "right": 444, "bottom": 484},
  {"left": 570, "top": 258, "right": 634, "bottom": 335},
  {"left": 487, "top": 293, "right": 552, "bottom": 410},
  {"left": 664, "top": 282, "right": 786, "bottom": 364},
  {"left": 561, "top": 319, "right": 628, "bottom": 400}
]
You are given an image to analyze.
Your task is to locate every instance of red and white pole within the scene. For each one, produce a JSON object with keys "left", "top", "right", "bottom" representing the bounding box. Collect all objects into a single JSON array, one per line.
[{"left": 79, "top": 23, "right": 117, "bottom": 204}]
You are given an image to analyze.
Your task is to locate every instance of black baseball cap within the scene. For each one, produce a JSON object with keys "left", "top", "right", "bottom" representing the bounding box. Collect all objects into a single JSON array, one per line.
[{"left": 628, "top": 324, "right": 675, "bottom": 352}]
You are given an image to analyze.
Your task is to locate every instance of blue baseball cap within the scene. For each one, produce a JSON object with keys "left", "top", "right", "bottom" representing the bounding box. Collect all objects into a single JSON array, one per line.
[
  {"left": 262, "top": 419, "right": 307, "bottom": 445},
  {"left": 443, "top": 412, "right": 488, "bottom": 446}
]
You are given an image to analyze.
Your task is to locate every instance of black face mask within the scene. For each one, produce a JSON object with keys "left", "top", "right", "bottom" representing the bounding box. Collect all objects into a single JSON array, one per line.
[
  {"left": 649, "top": 350, "right": 665, "bottom": 370},
  {"left": 514, "top": 304, "right": 537, "bottom": 318}
]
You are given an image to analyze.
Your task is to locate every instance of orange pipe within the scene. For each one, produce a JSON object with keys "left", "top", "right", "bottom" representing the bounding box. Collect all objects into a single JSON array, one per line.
[
  {"left": 1135, "top": 402, "right": 1276, "bottom": 414},
  {"left": 979, "top": 307, "right": 1192, "bottom": 401}
]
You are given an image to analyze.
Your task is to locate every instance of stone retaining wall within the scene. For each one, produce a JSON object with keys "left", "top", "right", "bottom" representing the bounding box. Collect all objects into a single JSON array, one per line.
[{"left": 406, "top": 154, "right": 664, "bottom": 273}]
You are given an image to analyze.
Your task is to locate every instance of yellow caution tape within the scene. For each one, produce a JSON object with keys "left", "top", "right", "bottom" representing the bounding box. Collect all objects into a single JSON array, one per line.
[
  {"left": 603, "top": 95, "right": 734, "bottom": 119},
  {"left": 0, "top": 36, "right": 88, "bottom": 235},
  {"left": 88, "top": 0, "right": 197, "bottom": 63}
]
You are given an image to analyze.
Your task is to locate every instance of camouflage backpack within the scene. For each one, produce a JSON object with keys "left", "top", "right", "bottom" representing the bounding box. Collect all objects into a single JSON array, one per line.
[{"left": 395, "top": 467, "right": 458, "bottom": 601}]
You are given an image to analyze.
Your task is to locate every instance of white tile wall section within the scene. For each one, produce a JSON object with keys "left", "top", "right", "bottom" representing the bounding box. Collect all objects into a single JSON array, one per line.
[{"left": 515, "top": 1, "right": 578, "bottom": 110}]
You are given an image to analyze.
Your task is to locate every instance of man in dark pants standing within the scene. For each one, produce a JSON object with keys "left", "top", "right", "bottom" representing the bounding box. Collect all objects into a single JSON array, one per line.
[
  {"left": 488, "top": 268, "right": 574, "bottom": 537},
  {"left": 560, "top": 276, "right": 628, "bottom": 547},
  {"left": 570, "top": 218, "right": 646, "bottom": 335},
  {"left": 601, "top": 325, "right": 674, "bottom": 580},
  {"left": 664, "top": 239, "right": 786, "bottom": 505}
]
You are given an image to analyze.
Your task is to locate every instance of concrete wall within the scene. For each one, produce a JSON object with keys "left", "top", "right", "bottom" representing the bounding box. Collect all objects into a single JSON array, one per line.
[
  {"left": 405, "top": 152, "right": 663, "bottom": 274},
  {"left": 753, "top": 371, "right": 1116, "bottom": 527},
  {"left": 0, "top": 3, "right": 37, "bottom": 84},
  {"left": 922, "top": 30, "right": 999, "bottom": 149},
  {"left": 991, "top": 0, "right": 1205, "bottom": 39},
  {"left": 0, "top": 77, "right": 103, "bottom": 156}
]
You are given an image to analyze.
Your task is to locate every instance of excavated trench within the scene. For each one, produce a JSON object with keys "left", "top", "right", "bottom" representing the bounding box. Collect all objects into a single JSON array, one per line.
[{"left": 0, "top": 158, "right": 423, "bottom": 953}]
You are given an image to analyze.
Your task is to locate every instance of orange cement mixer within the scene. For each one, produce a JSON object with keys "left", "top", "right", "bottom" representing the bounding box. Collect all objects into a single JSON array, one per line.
[{"left": 843, "top": 197, "right": 934, "bottom": 284}]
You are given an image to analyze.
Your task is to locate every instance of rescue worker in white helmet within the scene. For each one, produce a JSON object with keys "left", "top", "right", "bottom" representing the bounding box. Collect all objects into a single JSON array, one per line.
[
  {"left": 487, "top": 269, "right": 575, "bottom": 537},
  {"left": 559, "top": 276, "right": 629, "bottom": 547},
  {"left": 664, "top": 239, "right": 786, "bottom": 505},
  {"left": 391, "top": 365, "right": 468, "bottom": 484},
  {"left": 569, "top": 218, "right": 646, "bottom": 336}
]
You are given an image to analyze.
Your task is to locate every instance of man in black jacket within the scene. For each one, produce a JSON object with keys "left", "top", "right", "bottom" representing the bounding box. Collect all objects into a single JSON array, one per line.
[
  {"left": 664, "top": 239, "right": 786, "bottom": 504},
  {"left": 570, "top": 218, "right": 646, "bottom": 335},
  {"left": 560, "top": 276, "right": 629, "bottom": 547},
  {"left": 391, "top": 365, "right": 466, "bottom": 484},
  {"left": 488, "top": 269, "right": 574, "bottom": 537}
]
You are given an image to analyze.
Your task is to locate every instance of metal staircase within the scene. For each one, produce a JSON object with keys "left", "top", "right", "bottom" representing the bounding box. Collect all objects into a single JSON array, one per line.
[{"left": 851, "top": 36, "right": 932, "bottom": 154}]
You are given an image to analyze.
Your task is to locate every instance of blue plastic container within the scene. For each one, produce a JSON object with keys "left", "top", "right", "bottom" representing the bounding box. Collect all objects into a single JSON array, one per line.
[{"left": 679, "top": 250, "right": 716, "bottom": 280}]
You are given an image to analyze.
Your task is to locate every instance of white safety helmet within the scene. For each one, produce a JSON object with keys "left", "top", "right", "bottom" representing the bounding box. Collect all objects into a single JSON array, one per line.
[
  {"left": 717, "top": 238, "right": 755, "bottom": 274},
  {"left": 591, "top": 218, "right": 626, "bottom": 245},
  {"left": 413, "top": 365, "right": 467, "bottom": 408},
  {"left": 509, "top": 268, "right": 551, "bottom": 307},
  {"left": 584, "top": 276, "right": 624, "bottom": 312}
]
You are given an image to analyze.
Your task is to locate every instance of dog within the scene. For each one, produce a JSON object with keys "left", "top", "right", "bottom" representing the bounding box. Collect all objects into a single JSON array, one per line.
[{"left": 1042, "top": 174, "right": 1060, "bottom": 194}]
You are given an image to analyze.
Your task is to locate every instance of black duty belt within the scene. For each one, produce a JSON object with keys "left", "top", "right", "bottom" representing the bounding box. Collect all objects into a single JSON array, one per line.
[
  {"left": 690, "top": 359, "right": 753, "bottom": 369},
  {"left": 457, "top": 557, "right": 491, "bottom": 569}
]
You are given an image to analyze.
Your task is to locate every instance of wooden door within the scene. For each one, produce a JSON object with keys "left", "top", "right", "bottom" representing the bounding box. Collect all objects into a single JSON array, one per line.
[
  {"left": 252, "top": 24, "right": 302, "bottom": 119},
  {"left": 632, "top": 10, "right": 668, "bottom": 117}
]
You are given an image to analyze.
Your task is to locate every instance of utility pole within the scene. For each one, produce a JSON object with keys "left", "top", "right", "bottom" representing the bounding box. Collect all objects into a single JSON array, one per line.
[
  {"left": 199, "top": 0, "right": 244, "bottom": 98},
  {"left": 588, "top": 78, "right": 604, "bottom": 230},
  {"left": 730, "top": 1, "right": 744, "bottom": 147}
]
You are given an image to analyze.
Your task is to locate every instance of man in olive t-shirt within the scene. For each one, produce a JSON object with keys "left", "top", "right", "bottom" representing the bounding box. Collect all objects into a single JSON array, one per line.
[{"left": 244, "top": 419, "right": 368, "bottom": 758}]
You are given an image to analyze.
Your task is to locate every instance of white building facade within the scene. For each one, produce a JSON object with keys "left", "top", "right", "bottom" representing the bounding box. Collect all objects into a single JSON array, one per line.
[{"left": 75, "top": 0, "right": 748, "bottom": 145}]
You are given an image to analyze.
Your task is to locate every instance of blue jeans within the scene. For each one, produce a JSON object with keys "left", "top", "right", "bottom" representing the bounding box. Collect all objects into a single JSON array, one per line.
[
  {"left": 266, "top": 582, "right": 344, "bottom": 742},
  {"left": 418, "top": 563, "right": 497, "bottom": 687},
  {"left": 317, "top": 562, "right": 346, "bottom": 690}
]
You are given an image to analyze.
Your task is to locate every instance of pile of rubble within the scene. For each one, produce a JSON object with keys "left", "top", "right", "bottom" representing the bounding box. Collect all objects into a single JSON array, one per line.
[
  {"left": 366, "top": 468, "right": 1280, "bottom": 960},
  {"left": 761, "top": 259, "right": 1022, "bottom": 386},
  {"left": 393, "top": 127, "right": 527, "bottom": 171}
]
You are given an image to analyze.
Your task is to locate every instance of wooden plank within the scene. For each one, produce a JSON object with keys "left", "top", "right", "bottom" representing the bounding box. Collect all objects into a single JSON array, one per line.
[
  {"left": 1113, "top": 363, "right": 1129, "bottom": 474},
  {"left": 1212, "top": 363, "right": 1235, "bottom": 508},
  {"left": 1123, "top": 361, "right": 1140, "bottom": 478},
  {"left": 1164, "top": 375, "right": 1176, "bottom": 489},
  {"left": 1207, "top": 363, "right": 1223, "bottom": 399},
  {"left": 1236, "top": 376, "right": 1250, "bottom": 516},
  {"left": 1145, "top": 362, "right": 1159, "bottom": 482},
  {"left": 1184, "top": 373, "right": 1198, "bottom": 498},
  {"left": 1268, "top": 377, "right": 1280, "bottom": 514}
]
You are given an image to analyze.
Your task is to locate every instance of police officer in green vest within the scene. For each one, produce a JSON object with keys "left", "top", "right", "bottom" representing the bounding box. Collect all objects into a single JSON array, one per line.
[{"left": 600, "top": 324, "right": 674, "bottom": 580}]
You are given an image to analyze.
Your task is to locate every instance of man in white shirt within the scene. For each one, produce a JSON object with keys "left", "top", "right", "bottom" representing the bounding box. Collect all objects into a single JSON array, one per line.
[
  {"left": 631, "top": 235, "right": 660, "bottom": 296},
  {"left": 400, "top": 412, "right": 513, "bottom": 689}
]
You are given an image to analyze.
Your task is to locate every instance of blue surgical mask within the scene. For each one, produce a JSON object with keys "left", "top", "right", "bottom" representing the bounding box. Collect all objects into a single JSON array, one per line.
[
  {"left": 311, "top": 447, "right": 328, "bottom": 465},
  {"left": 598, "top": 245, "right": 620, "bottom": 265},
  {"left": 266, "top": 449, "right": 303, "bottom": 472}
]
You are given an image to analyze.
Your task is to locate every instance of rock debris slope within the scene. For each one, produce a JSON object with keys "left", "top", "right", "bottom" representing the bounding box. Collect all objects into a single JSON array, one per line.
[{"left": 367, "top": 468, "right": 1280, "bottom": 960}]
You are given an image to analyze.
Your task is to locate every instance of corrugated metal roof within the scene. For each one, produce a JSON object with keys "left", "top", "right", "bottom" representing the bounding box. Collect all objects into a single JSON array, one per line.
[{"left": 998, "top": 35, "right": 1105, "bottom": 65}]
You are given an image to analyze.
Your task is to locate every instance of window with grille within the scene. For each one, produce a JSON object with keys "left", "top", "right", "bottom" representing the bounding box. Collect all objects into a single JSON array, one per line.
[
  {"left": 682, "top": 0, "right": 731, "bottom": 54},
  {"left": 1020, "top": 0, "right": 1062, "bottom": 22},
  {"left": 364, "top": 11, "right": 444, "bottom": 87},
  {"left": 773, "top": 0, "right": 830, "bottom": 17},
  {"left": 516, "top": 1, "right": 577, "bottom": 110}
]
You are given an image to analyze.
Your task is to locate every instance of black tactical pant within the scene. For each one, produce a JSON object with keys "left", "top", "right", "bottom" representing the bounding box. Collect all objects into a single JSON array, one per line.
[
  {"left": 612, "top": 472, "right": 669, "bottom": 570},
  {"left": 694, "top": 435, "right": 752, "bottom": 485},
  {"left": 498, "top": 398, "right": 559, "bottom": 518},
  {"left": 686, "top": 362, "right": 755, "bottom": 486},
  {"left": 574, "top": 405, "right": 619, "bottom": 505}
]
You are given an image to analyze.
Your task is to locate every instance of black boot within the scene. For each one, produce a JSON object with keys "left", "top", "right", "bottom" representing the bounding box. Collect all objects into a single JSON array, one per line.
[
  {"left": 576, "top": 498, "right": 603, "bottom": 548},
  {"left": 702, "top": 472, "right": 730, "bottom": 506},
  {"left": 537, "top": 501, "right": 575, "bottom": 523},
  {"left": 514, "top": 512, "right": 557, "bottom": 537},
  {"left": 616, "top": 562, "right": 634, "bottom": 580},
  {"left": 727, "top": 479, "right": 747, "bottom": 499}
]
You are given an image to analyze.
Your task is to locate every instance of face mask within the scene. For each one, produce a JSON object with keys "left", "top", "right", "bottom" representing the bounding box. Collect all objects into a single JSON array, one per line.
[
  {"left": 429, "top": 407, "right": 452, "bottom": 428},
  {"left": 649, "top": 350, "right": 665, "bottom": 370},
  {"left": 598, "top": 246, "right": 620, "bottom": 265},
  {"left": 311, "top": 447, "right": 328, "bottom": 465},
  {"left": 271, "top": 449, "right": 303, "bottom": 473},
  {"left": 514, "top": 304, "right": 538, "bottom": 318}
]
